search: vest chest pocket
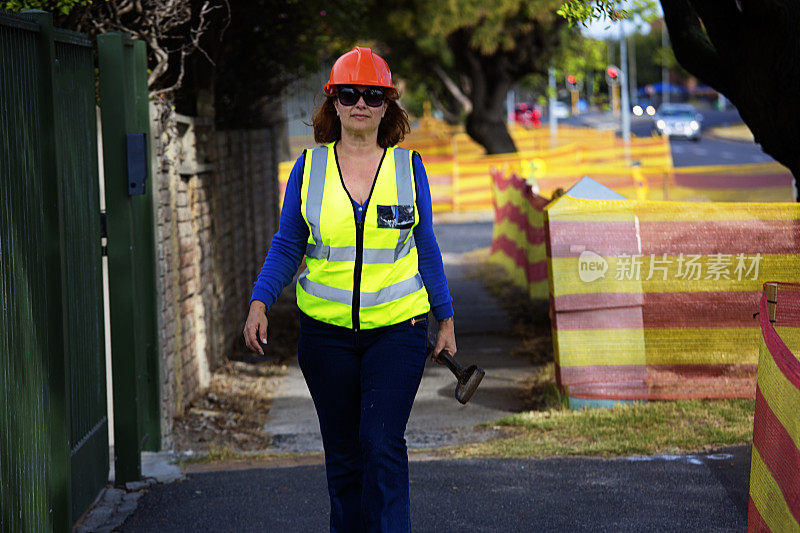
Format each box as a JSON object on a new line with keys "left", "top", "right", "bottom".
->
{"left": 377, "top": 204, "right": 415, "bottom": 229}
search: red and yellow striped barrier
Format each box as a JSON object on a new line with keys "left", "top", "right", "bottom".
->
{"left": 489, "top": 169, "right": 549, "bottom": 300}
{"left": 530, "top": 162, "right": 794, "bottom": 203}
{"left": 668, "top": 162, "right": 795, "bottom": 203}
{"left": 279, "top": 125, "right": 794, "bottom": 214}
{"left": 545, "top": 193, "right": 800, "bottom": 401}
{"left": 748, "top": 282, "right": 800, "bottom": 532}
{"left": 280, "top": 125, "right": 670, "bottom": 212}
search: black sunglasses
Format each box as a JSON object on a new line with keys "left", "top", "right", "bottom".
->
{"left": 337, "top": 86, "right": 386, "bottom": 107}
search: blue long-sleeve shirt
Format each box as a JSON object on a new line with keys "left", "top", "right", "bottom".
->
{"left": 250, "top": 148, "right": 454, "bottom": 321}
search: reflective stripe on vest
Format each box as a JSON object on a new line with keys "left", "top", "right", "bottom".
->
{"left": 304, "top": 148, "right": 416, "bottom": 263}
{"left": 298, "top": 272, "right": 424, "bottom": 307}
{"left": 305, "top": 235, "right": 416, "bottom": 263}
{"left": 305, "top": 145, "right": 328, "bottom": 249}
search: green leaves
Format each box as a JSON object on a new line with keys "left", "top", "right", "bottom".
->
{"left": 2, "top": 0, "right": 92, "bottom": 15}
{"left": 406, "top": 0, "right": 563, "bottom": 55}
{"left": 557, "top": 0, "right": 628, "bottom": 27}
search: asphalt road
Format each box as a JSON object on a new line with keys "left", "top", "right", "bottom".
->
{"left": 120, "top": 446, "right": 750, "bottom": 532}
{"left": 433, "top": 220, "right": 494, "bottom": 254}
{"left": 570, "top": 108, "right": 776, "bottom": 168}
{"left": 666, "top": 136, "right": 774, "bottom": 167}
{"left": 628, "top": 108, "right": 772, "bottom": 167}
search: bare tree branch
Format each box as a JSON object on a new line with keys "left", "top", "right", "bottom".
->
{"left": 429, "top": 92, "right": 463, "bottom": 125}
{"left": 59, "top": 0, "right": 229, "bottom": 98}
{"left": 432, "top": 65, "right": 473, "bottom": 114}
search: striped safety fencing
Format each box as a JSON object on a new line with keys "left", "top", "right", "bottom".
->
{"left": 748, "top": 282, "right": 800, "bottom": 532}
{"left": 279, "top": 128, "right": 794, "bottom": 214}
{"left": 529, "top": 163, "right": 670, "bottom": 201}
{"left": 668, "top": 162, "right": 796, "bottom": 203}
{"left": 527, "top": 162, "right": 794, "bottom": 204}
{"left": 545, "top": 188, "right": 800, "bottom": 403}
{"left": 489, "top": 169, "right": 549, "bottom": 300}
{"left": 279, "top": 125, "right": 672, "bottom": 213}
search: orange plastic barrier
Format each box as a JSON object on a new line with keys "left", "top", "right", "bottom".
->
{"left": 546, "top": 190, "right": 800, "bottom": 401}
{"left": 748, "top": 282, "right": 800, "bottom": 532}
{"left": 488, "top": 169, "right": 549, "bottom": 300}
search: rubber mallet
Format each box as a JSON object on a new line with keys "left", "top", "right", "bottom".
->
{"left": 435, "top": 349, "right": 485, "bottom": 404}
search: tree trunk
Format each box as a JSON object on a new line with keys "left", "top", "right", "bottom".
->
{"left": 449, "top": 31, "right": 518, "bottom": 155}
{"left": 465, "top": 112, "right": 516, "bottom": 154}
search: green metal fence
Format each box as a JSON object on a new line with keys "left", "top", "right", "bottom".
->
{"left": 53, "top": 23, "right": 110, "bottom": 524}
{"left": 1, "top": 10, "right": 107, "bottom": 530}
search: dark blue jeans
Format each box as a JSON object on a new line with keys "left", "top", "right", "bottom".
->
{"left": 297, "top": 311, "right": 428, "bottom": 533}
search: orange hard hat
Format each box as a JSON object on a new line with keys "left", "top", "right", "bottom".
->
{"left": 323, "top": 46, "right": 398, "bottom": 98}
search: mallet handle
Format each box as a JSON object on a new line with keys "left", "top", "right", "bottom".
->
{"left": 436, "top": 350, "right": 466, "bottom": 379}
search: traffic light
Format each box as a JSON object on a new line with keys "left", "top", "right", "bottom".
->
{"left": 565, "top": 74, "right": 582, "bottom": 92}
{"left": 606, "top": 65, "right": 620, "bottom": 86}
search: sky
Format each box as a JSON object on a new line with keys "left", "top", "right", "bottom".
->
{"left": 580, "top": 1, "right": 663, "bottom": 40}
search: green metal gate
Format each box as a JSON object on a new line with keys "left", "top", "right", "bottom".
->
{"left": 1, "top": 10, "right": 108, "bottom": 530}
{"left": 98, "top": 31, "right": 162, "bottom": 485}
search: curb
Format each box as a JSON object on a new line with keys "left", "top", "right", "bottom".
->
{"left": 73, "top": 451, "right": 185, "bottom": 532}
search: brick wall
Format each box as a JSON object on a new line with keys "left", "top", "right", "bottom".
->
{"left": 150, "top": 101, "right": 283, "bottom": 448}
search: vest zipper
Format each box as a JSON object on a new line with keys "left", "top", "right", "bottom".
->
{"left": 352, "top": 213, "right": 364, "bottom": 331}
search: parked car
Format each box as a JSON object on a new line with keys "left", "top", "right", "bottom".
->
{"left": 550, "top": 100, "right": 570, "bottom": 119}
{"left": 513, "top": 103, "right": 542, "bottom": 128}
{"left": 653, "top": 103, "right": 704, "bottom": 141}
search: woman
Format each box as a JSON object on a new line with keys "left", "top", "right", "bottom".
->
{"left": 243, "top": 46, "right": 456, "bottom": 532}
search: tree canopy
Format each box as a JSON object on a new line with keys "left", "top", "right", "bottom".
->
{"left": 2, "top": 0, "right": 89, "bottom": 14}
{"left": 365, "top": 0, "right": 570, "bottom": 153}
{"left": 3, "top": 0, "right": 228, "bottom": 97}
{"left": 213, "top": 0, "right": 366, "bottom": 128}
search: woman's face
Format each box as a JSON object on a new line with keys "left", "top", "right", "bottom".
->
{"left": 334, "top": 85, "right": 387, "bottom": 137}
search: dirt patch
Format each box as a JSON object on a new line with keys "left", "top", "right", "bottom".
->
{"left": 171, "top": 287, "right": 301, "bottom": 456}
{"left": 171, "top": 360, "right": 284, "bottom": 454}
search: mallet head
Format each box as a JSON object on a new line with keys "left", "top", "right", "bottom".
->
{"left": 455, "top": 364, "right": 485, "bottom": 404}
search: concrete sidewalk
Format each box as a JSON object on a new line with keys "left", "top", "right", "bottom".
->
{"left": 263, "top": 241, "right": 539, "bottom": 452}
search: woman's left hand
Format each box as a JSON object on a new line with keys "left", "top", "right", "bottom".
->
{"left": 431, "top": 317, "right": 457, "bottom": 363}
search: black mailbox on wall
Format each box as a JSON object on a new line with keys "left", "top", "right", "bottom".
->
{"left": 126, "top": 132, "right": 148, "bottom": 196}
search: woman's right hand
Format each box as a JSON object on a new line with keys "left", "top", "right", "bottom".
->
{"left": 243, "top": 301, "right": 269, "bottom": 355}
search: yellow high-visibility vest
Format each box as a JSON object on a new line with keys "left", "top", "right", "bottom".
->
{"left": 296, "top": 142, "right": 430, "bottom": 330}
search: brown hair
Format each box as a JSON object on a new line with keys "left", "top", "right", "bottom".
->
{"left": 312, "top": 94, "right": 411, "bottom": 148}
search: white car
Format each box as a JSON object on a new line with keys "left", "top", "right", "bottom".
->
{"left": 653, "top": 103, "right": 703, "bottom": 141}
{"left": 550, "top": 101, "right": 569, "bottom": 119}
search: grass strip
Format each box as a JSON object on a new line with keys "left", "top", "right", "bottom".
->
{"left": 176, "top": 444, "right": 323, "bottom": 466}
{"left": 448, "top": 397, "right": 754, "bottom": 459}
{"left": 460, "top": 252, "right": 756, "bottom": 458}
